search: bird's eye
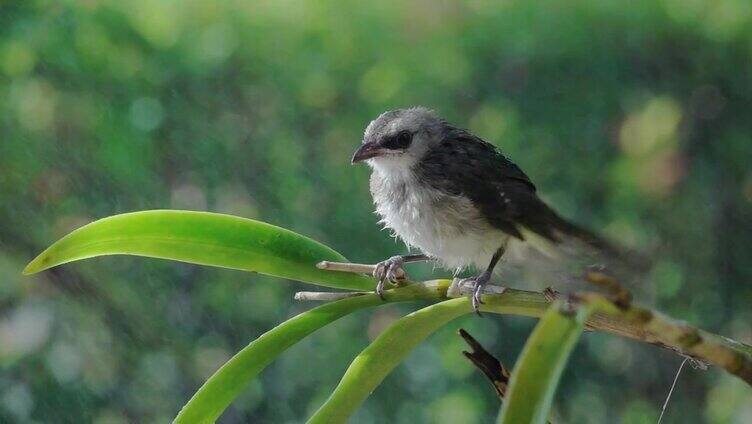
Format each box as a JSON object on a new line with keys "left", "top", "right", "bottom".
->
{"left": 387, "top": 131, "right": 413, "bottom": 149}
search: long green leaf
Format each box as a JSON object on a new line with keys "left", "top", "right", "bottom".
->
{"left": 307, "top": 297, "right": 471, "bottom": 424}
{"left": 174, "top": 281, "right": 451, "bottom": 424}
{"left": 175, "top": 294, "right": 381, "bottom": 424}
{"left": 23, "top": 210, "right": 373, "bottom": 291}
{"left": 305, "top": 288, "right": 570, "bottom": 424}
{"left": 498, "top": 301, "right": 593, "bottom": 424}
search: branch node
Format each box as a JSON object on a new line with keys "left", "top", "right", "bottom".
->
{"left": 542, "top": 287, "right": 559, "bottom": 303}
{"left": 584, "top": 271, "right": 632, "bottom": 308}
{"left": 448, "top": 278, "right": 508, "bottom": 298}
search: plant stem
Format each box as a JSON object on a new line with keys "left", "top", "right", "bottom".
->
{"left": 298, "top": 280, "right": 752, "bottom": 386}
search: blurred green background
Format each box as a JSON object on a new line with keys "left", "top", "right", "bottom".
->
{"left": 2, "top": 0, "right": 752, "bottom": 422}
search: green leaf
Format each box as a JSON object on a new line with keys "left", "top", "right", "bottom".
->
{"left": 305, "top": 287, "right": 568, "bottom": 424}
{"left": 498, "top": 300, "right": 594, "bottom": 424}
{"left": 174, "top": 294, "right": 382, "bottom": 424}
{"left": 307, "top": 296, "right": 471, "bottom": 424}
{"left": 23, "top": 210, "right": 373, "bottom": 291}
{"left": 174, "top": 281, "right": 451, "bottom": 424}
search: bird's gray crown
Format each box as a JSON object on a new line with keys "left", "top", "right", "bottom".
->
{"left": 355, "top": 106, "right": 450, "bottom": 171}
{"left": 363, "top": 106, "right": 444, "bottom": 145}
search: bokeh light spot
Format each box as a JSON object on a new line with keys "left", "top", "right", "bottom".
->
{"left": 130, "top": 97, "right": 164, "bottom": 131}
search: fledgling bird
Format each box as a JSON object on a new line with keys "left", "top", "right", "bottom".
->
{"left": 352, "top": 107, "right": 640, "bottom": 313}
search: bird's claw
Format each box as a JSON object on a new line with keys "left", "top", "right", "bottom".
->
{"left": 459, "top": 272, "right": 492, "bottom": 316}
{"left": 373, "top": 256, "right": 405, "bottom": 300}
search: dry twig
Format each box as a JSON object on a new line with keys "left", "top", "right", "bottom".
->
{"left": 459, "top": 328, "right": 510, "bottom": 399}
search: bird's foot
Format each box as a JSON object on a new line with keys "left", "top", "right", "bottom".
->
{"left": 373, "top": 255, "right": 406, "bottom": 299}
{"left": 458, "top": 271, "right": 492, "bottom": 315}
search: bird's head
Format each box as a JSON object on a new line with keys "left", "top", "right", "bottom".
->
{"left": 352, "top": 107, "right": 444, "bottom": 171}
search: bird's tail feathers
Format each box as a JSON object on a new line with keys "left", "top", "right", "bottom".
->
{"left": 518, "top": 205, "right": 651, "bottom": 276}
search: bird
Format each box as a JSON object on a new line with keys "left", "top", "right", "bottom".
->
{"left": 351, "top": 106, "right": 642, "bottom": 313}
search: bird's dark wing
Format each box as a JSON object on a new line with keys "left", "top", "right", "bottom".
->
{"left": 415, "top": 128, "right": 545, "bottom": 240}
{"left": 415, "top": 128, "right": 646, "bottom": 271}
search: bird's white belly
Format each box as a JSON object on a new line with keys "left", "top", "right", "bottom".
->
{"left": 371, "top": 172, "right": 509, "bottom": 270}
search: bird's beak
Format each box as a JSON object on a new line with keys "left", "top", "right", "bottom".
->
{"left": 351, "top": 141, "right": 387, "bottom": 164}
